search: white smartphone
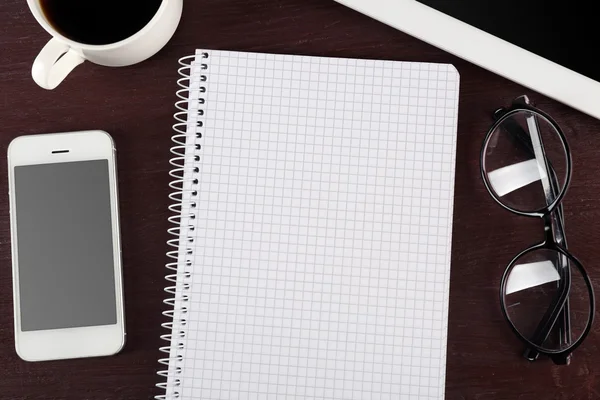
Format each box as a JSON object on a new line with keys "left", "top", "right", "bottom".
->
{"left": 8, "top": 130, "right": 125, "bottom": 362}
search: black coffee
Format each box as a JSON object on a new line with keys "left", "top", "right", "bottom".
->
{"left": 40, "top": 0, "right": 163, "bottom": 45}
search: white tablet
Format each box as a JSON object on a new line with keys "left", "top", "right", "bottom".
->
{"left": 336, "top": 0, "right": 600, "bottom": 120}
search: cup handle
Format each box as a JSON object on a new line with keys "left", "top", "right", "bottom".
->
{"left": 32, "top": 38, "right": 85, "bottom": 90}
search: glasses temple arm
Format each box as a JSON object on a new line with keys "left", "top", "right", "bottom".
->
{"left": 502, "top": 113, "right": 572, "bottom": 362}
{"left": 523, "top": 183, "right": 572, "bottom": 363}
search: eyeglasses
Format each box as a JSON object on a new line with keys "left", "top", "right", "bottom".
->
{"left": 480, "top": 95, "right": 595, "bottom": 365}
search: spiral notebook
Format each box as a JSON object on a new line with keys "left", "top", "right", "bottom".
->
{"left": 158, "top": 49, "right": 459, "bottom": 399}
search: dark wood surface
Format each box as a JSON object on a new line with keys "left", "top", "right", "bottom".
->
{"left": 1, "top": 1, "right": 600, "bottom": 399}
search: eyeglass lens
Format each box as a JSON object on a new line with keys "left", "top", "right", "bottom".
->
{"left": 482, "top": 110, "right": 568, "bottom": 213}
{"left": 503, "top": 248, "right": 591, "bottom": 353}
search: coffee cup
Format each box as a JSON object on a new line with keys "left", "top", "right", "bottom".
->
{"left": 27, "top": 0, "right": 183, "bottom": 90}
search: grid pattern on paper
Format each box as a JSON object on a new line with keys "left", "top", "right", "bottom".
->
{"left": 173, "top": 49, "right": 459, "bottom": 399}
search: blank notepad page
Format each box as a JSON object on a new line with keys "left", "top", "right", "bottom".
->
{"left": 170, "top": 49, "right": 459, "bottom": 399}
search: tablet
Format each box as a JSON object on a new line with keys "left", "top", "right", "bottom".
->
{"left": 336, "top": 0, "right": 600, "bottom": 120}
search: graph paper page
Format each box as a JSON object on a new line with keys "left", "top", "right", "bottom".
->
{"left": 172, "top": 49, "right": 459, "bottom": 399}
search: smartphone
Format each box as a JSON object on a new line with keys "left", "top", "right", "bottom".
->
{"left": 8, "top": 130, "right": 125, "bottom": 362}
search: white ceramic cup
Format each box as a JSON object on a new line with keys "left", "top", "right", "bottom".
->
{"left": 27, "top": 0, "right": 183, "bottom": 90}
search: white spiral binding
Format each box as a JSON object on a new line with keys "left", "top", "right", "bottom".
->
{"left": 156, "top": 52, "right": 209, "bottom": 400}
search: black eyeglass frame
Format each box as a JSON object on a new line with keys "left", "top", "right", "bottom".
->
{"left": 480, "top": 96, "right": 595, "bottom": 364}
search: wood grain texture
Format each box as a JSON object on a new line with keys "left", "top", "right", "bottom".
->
{"left": 1, "top": 0, "right": 600, "bottom": 399}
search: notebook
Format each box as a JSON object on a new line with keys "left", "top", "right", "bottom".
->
{"left": 157, "top": 49, "right": 460, "bottom": 400}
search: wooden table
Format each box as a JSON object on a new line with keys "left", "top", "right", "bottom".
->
{"left": 2, "top": 1, "right": 600, "bottom": 399}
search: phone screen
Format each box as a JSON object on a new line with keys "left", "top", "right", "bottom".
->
{"left": 14, "top": 160, "right": 117, "bottom": 332}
